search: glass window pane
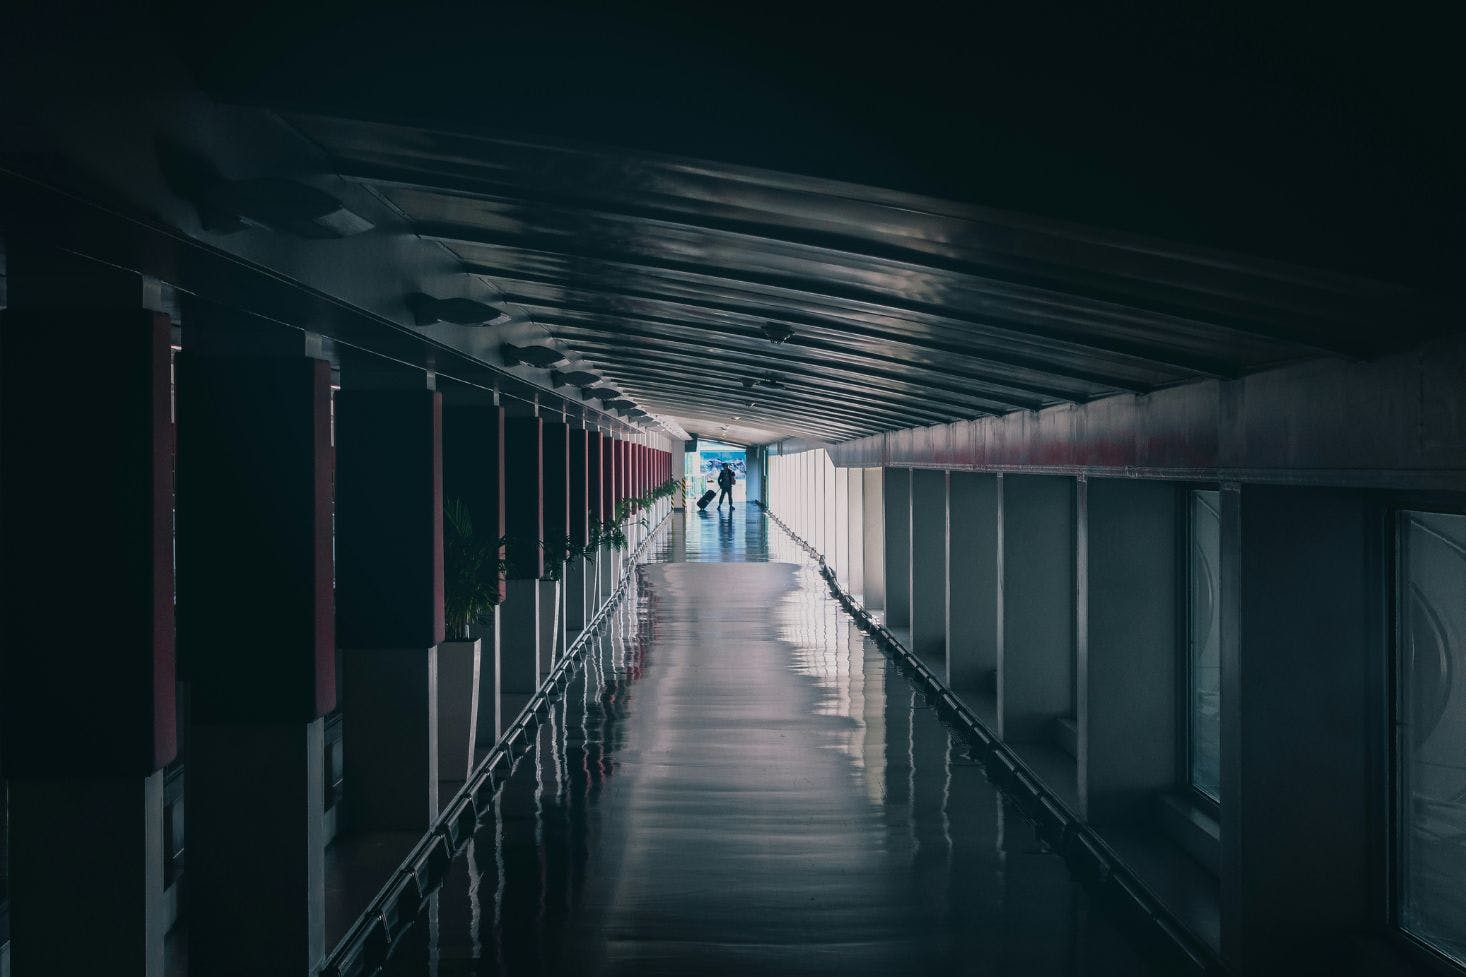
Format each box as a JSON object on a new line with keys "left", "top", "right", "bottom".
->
{"left": 1189, "top": 489, "right": 1222, "bottom": 802}
{"left": 1398, "top": 510, "right": 1466, "bottom": 965}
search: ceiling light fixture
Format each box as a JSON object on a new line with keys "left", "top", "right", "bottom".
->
{"left": 157, "top": 140, "right": 374, "bottom": 240}
{"left": 500, "top": 342, "right": 566, "bottom": 369}
{"left": 761, "top": 322, "right": 794, "bottom": 345}
{"left": 550, "top": 369, "right": 600, "bottom": 389}
{"left": 406, "top": 293, "right": 507, "bottom": 327}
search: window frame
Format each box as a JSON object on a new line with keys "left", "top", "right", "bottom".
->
{"left": 1387, "top": 498, "right": 1466, "bottom": 975}
{"left": 1177, "top": 484, "right": 1222, "bottom": 819}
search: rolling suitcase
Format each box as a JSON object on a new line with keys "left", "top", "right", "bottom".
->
{"left": 696, "top": 489, "right": 717, "bottom": 510}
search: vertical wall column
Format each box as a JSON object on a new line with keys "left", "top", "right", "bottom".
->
{"left": 946, "top": 473, "right": 1001, "bottom": 719}
{"left": 587, "top": 431, "right": 607, "bottom": 607}
{"left": 998, "top": 475, "right": 1075, "bottom": 745}
{"left": 745, "top": 446, "right": 764, "bottom": 505}
{"left": 824, "top": 453, "right": 838, "bottom": 561}
{"left": 600, "top": 434, "right": 617, "bottom": 599}
{"left": 501, "top": 417, "right": 544, "bottom": 696}
{"left": 883, "top": 468, "right": 912, "bottom": 628}
{"left": 1, "top": 254, "right": 174, "bottom": 977}
{"left": 909, "top": 468, "right": 948, "bottom": 665}
{"left": 834, "top": 462, "right": 849, "bottom": 581}
{"left": 336, "top": 378, "right": 444, "bottom": 831}
{"left": 862, "top": 468, "right": 887, "bottom": 610}
{"left": 443, "top": 401, "right": 505, "bottom": 747}
{"left": 847, "top": 468, "right": 865, "bottom": 598}
{"left": 566, "top": 427, "right": 591, "bottom": 638}
{"left": 1220, "top": 486, "right": 1373, "bottom": 975}
{"left": 1077, "top": 479, "right": 1177, "bottom": 824}
{"left": 671, "top": 440, "right": 686, "bottom": 509}
{"left": 540, "top": 421, "right": 570, "bottom": 673}
{"left": 175, "top": 327, "right": 334, "bottom": 977}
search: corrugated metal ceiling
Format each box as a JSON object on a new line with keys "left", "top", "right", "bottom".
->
{"left": 292, "top": 113, "right": 1443, "bottom": 443}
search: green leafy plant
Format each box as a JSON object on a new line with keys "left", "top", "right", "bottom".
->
{"left": 443, "top": 498, "right": 505, "bottom": 640}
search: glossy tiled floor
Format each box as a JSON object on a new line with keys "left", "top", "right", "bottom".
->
{"left": 373, "top": 506, "right": 1161, "bottom": 976}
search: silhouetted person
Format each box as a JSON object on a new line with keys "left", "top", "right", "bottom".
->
{"left": 716, "top": 463, "right": 736, "bottom": 509}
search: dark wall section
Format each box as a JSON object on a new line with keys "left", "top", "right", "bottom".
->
{"left": 177, "top": 354, "right": 336, "bottom": 721}
{"left": 1, "top": 308, "right": 177, "bottom": 774}
{"left": 504, "top": 418, "right": 544, "bottom": 579}
{"left": 444, "top": 403, "right": 506, "bottom": 600}
{"left": 542, "top": 421, "right": 571, "bottom": 544}
{"left": 335, "top": 390, "right": 445, "bottom": 649}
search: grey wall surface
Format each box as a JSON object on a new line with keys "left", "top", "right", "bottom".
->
{"left": 1221, "top": 486, "right": 1375, "bottom": 974}
{"left": 863, "top": 469, "right": 886, "bottom": 610}
{"left": 847, "top": 468, "right": 865, "bottom": 597}
{"left": 910, "top": 469, "right": 948, "bottom": 662}
{"left": 883, "top": 468, "right": 912, "bottom": 627}
{"left": 999, "top": 474, "right": 1075, "bottom": 743}
{"left": 947, "top": 472, "right": 1001, "bottom": 692}
{"left": 1079, "top": 479, "right": 1179, "bottom": 824}
{"left": 827, "top": 331, "right": 1466, "bottom": 494}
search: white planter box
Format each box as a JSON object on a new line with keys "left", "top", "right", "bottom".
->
{"left": 436, "top": 638, "right": 481, "bottom": 782}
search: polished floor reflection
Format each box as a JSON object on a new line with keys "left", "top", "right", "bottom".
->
{"left": 379, "top": 507, "right": 1160, "bottom": 976}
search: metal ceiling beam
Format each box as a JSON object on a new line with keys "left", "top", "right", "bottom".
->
{"left": 464, "top": 260, "right": 1229, "bottom": 384}
{"left": 342, "top": 160, "right": 1413, "bottom": 353}
{"left": 545, "top": 317, "right": 1067, "bottom": 411}
{"left": 600, "top": 365, "right": 953, "bottom": 435}
{"left": 561, "top": 335, "right": 1005, "bottom": 421}
{"left": 430, "top": 228, "right": 1281, "bottom": 376}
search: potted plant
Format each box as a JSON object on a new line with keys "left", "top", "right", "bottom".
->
{"left": 439, "top": 499, "right": 501, "bottom": 782}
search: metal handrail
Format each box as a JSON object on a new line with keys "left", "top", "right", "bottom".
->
{"left": 757, "top": 500, "right": 1221, "bottom": 977}
{"left": 321, "top": 507, "right": 674, "bottom": 977}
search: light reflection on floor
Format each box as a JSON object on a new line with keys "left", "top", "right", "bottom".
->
{"left": 377, "top": 507, "right": 1159, "bottom": 976}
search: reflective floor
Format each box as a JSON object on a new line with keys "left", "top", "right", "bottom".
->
{"left": 377, "top": 507, "right": 1161, "bottom": 976}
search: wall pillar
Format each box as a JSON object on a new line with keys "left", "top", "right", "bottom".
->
{"left": 566, "top": 428, "right": 591, "bottom": 637}
{"left": 910, "top": 468, "right": 947, "bottom": 664}
{"left": 862, "top": 468, "right": 887, "bottom": 610}
{"left": 883, "top": 468, "right": 912, "bottom": 627}
{"left": 175, "top": 319, "right": 334, "bottom": 976}
{"left": 502, "top": 417, "right": 544, "bottom": 694}
{"left": 540, "top": 421, "right": 570, "bottom": 673}
{"left": 1, "top": 251, "right": 174, "bottom": 977}
{"left": 998, "top": 474, "right": 1075, "bottom": 744}
{"left": 1077, "top": 479, "right": 1178, "bottom": 825}
{"left": 336, "top": 376, "right": 444, "bottom": 831}
{"left": 946, "top": 472, "right": 1000, "bottom": 718}
{"left": 443, "top": 400, "right": 505, "bottom": 747}
{"left": 834, "top": 461, "right": 849, "bottom": 581}
{"left": 1220, "top": 485, "right": 1373, "bottom": 975}
{"left": 846, "top": 468, "right": 865, "bottom": 598}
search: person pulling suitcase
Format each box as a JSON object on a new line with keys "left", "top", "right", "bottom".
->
{"left": 716, "top": 463, "right": 736, "bottom": 509}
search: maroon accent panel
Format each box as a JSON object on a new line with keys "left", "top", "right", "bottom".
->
{"left": 504, "top": 417, "right": 544, "bottom": 579}
{"left": 1, "top": 310, "right": 176, "bottom": 775}
{"left": 313, "top": 359, "right": 337, "bottom": 715}
{"left": 542, "top": 421, "right": 571, "bottom": 542}
{"left": 568, "top": 428, "right": 590, "bottom": 547}
{"left": 336, "top": 390, "right": 444, "bottom": 649}
{"left": 431, "top": 393, "right": 446, "bottom": 646}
